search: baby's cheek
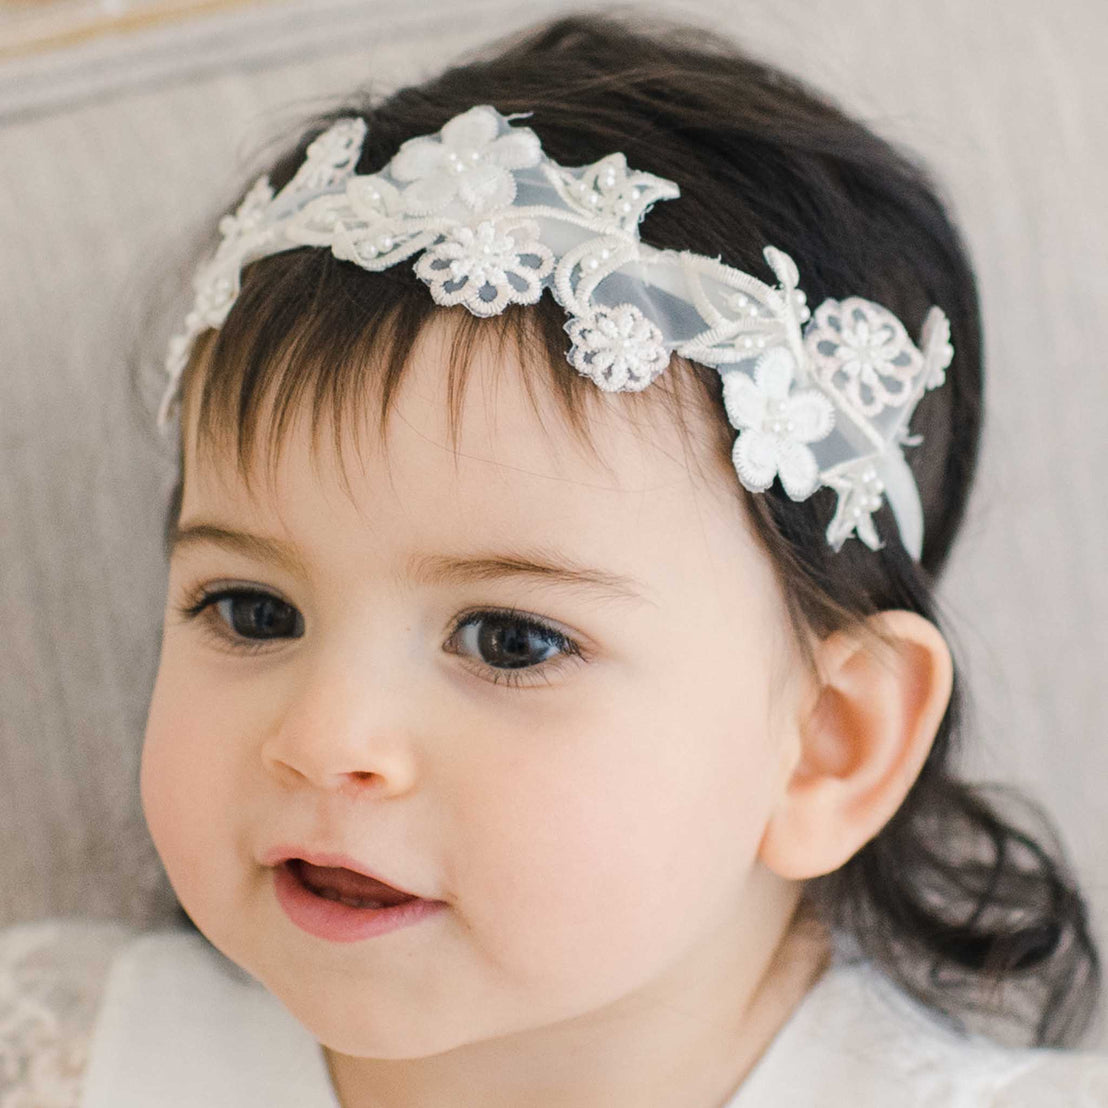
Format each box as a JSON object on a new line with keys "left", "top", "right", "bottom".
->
{"left": 140, "top": 665, "right": 235, "bottom": 914}
{"left": 451, "top": 716, "right": 757, "bottom": 1012}
{"left": 141, "top": 682, "right": 186, "bottom": 856}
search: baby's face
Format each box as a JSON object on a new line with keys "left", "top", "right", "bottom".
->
{"left": 142, "top": 312, "right": 807, "bottom": 1060}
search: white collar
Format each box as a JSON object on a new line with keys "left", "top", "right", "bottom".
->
{"left": 78, "top": 928, "right": 341, "bottom": 1108}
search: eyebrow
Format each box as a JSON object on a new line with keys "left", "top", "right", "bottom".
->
{"left": 168, "top": 522, "right": 653, "bottom": 606}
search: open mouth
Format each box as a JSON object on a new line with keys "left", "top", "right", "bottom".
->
{"left": 273, "top": 856, "right": 445, "bottom": 942}
{"left": 284, "top": 858, "right": 418, "bottom": 910}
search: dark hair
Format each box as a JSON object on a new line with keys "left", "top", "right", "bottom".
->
{"left": 149, "top": 8, "right": 1100, "bottom": 1048}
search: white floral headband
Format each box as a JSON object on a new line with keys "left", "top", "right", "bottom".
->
{"left": 160, "top": 104, "right": 953, "bottom": 559}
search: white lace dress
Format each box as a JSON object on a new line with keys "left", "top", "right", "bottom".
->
{"left": 2, "top": 918, "right": 1107, "bottom": 1107}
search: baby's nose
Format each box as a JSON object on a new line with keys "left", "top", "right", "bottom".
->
{"left": 262, "top": 730, "right": 419, "bottom": 798}
{"left": 258, "top": 656, "right": 421, "bottom": 797}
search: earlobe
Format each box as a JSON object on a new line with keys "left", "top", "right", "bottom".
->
{"left": 759, "top": 610, "right": 954, "bottom": 881}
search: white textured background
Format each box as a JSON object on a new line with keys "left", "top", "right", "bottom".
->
{"left": 1, "top": 0, "right": 1105, "bottom": 1044}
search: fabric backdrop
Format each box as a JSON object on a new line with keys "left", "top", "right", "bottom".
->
{"left": 1, "top": 0, "right": 1104, "bottom": 1044}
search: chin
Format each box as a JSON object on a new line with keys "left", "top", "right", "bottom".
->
{"left": 280, "top": 984, "right": 489, "bottom": 1060}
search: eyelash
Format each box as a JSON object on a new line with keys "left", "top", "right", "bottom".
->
{"left": 172, "top": 585, "right": 586, "bottom": 689}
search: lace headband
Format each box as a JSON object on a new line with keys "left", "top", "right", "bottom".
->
{"left": 159, "top": 104, "right": 952, "bottom": 559}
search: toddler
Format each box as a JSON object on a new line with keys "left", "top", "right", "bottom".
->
{"left": 6, "top": 10, "right": 1108, "bottom": 1108}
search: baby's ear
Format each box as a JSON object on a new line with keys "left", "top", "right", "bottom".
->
{"left": 758, "top": 610, "right": 953, "bottom": 880}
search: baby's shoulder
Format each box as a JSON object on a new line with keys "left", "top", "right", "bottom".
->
{"left": 0, "top": 917, "right": 140, "bottom": 1108}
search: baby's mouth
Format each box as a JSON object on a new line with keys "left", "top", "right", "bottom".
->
{"left": 285, "top": 858, "right": 419, "bottom": 910}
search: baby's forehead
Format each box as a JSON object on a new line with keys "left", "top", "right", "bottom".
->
{"left": 183, "top": 310, "right": 731, "bottom": 513}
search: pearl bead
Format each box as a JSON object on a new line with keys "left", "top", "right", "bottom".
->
{"left": 601, "top": 248, "right": 610, "bottom": 259}
{"left": 852, "top": 507, "right": 862, "bottom": 518}
{"left": 588, "top": 258, "right": 598, "bottom": 269}
{"left": 630, "top": 189, "right": 641, "bottom": 200}
{"left": 742, "top": 338, "right": 753, "bottom": 348}
{"left": 381, "top": 237, "right": 393, "bottom": 249}
{"left": 589, "top": 194, "right": 599, "bottom": 205}
{"left": 756, "top": 338, "right": 766, "bottom": 348}
{"left": 619, "top": 201, "right": 631, "bottom": 213}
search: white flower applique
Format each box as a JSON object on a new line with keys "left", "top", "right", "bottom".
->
{"left": 919, "top": 306, "right": 954, "bottom": 390}
{"left": 414, "top": 217, "right": 554, "bottom": 316}
{"left": 160, "top": 175, "right": 277, "bottom": 423}
{"left": 390, "top": 105, "right": 542, "bottom": 215}
{"left": 288, "top": 174, "right": 435, "bottom": 272}
{"left": 826, "top": 462, "right": 888, "bottom": 552}
{"left": 191, "top": 176, "right": 276, "bottom": 329}
{"left": 805, "top": 298, "right": 921, "bottom": 417}
{"left": 564, "top": 303, "right": 669, "bottom": 391}
{"left": 723, "top": 346, "right": 835, "bottom": 499}
{"left": 284, "top": 117, "right": 368, "bottom": 193}
{"left": 552, "top": 154, "right": 681, "bottom": 232}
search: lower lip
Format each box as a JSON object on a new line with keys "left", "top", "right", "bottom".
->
{"left": 273, "top": 862, "right": 446, "bottom": 942}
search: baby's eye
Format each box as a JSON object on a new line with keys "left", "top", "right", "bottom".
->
{"left": 214, "top": 591, "right": 301, "bottom": 641}
{"left": 445, "top": 609, "right": 584, "bottom": 689}
{"left": 177, "top": 586, "right": 303, "bottom": 655}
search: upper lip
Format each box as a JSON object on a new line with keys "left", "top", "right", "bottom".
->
{"left": 260, "top": 844, "right": 427, "bottom": 900}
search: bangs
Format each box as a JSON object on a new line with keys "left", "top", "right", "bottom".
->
{"left": 176, "top": 248, "right": 737, "bottom": 505}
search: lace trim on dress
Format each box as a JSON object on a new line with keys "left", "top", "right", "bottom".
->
{"left": 0, "top": 919, "right": 137, "bottom": 1108}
